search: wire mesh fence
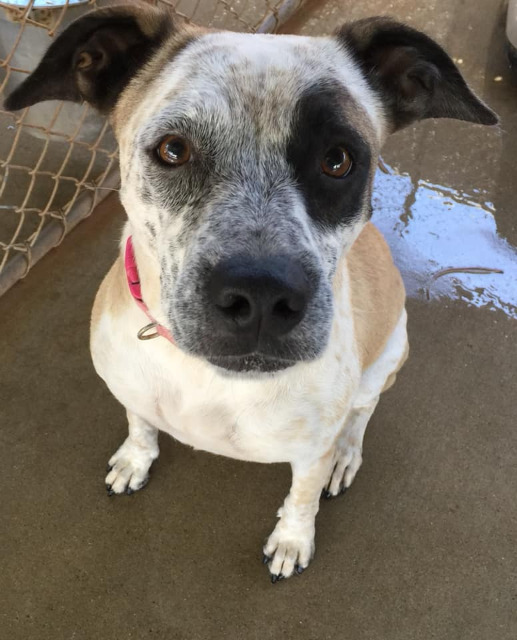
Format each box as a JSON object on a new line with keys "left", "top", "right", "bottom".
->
{"left": 0, "top": 0, "right": 306, "bottom": 296}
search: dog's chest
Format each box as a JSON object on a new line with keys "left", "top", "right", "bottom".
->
{"left": 93, "top": 310, "right": 360, "bottom": 464}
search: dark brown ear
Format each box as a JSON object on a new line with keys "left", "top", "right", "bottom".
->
{"left": 337, "top": 17, "right": 498, "bottom": 131}
{"left": 4, "top": 4, "right": 174, "bottom": 114}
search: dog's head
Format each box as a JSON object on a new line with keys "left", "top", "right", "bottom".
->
{"left": 6, "top": 5, "right": 497, "bottom": 374}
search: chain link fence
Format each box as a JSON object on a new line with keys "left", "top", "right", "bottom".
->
{"left": 0, "top": 0, "right": 306, "bottom": 296}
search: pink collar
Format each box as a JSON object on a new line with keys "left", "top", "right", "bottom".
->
{"left": 124, "top": 236, "right": 174, "bottom": 343}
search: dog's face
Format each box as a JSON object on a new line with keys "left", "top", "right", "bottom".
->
{"left": 6, "top": 6, "right": 497, "bottom": 374}
{"left": 116, "top": 33, "right": 381, "bottom": 373}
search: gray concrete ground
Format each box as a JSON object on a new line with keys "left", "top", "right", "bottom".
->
{"left": 1, "top": 1, "right": 516, "bottom": 638}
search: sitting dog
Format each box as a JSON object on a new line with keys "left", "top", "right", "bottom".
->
{"left": 6, "top": 3, "right": 497, "bottom": 582}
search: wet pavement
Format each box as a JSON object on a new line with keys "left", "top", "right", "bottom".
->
{"left": 1, "top": 1, "right": 516, "bottom": 638}
{"left": 373, "top": 161, "right": 517, "bottom": 318}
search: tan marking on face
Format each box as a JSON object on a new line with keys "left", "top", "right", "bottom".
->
{"left": 111, "top": 21, "right": 211, "bottom": 136}
{"left": 343, "top": 221, "right": 406, "bottom": 371}
{"left": 342, "top": 91, "right": 381, "bottom": 155}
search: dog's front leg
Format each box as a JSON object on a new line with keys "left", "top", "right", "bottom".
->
{"left": 263, "top": 450, "right": 334, "bottom": 582}
{"left": 105, "top": 411, "right": 159, "bottom": 495}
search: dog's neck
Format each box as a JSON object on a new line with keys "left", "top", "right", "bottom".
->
{"left": 122, "top": 229, "right": 171, "bottom": 330}
{"left": 124, "top": 236, "right": 175, "bottom": 343}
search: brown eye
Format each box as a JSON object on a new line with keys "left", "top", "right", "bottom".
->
{"left": 157, "top": 135, "right": 191, "bottom": 166}
{"left": 321, "top": 146, "right": 352, "bottom": 178}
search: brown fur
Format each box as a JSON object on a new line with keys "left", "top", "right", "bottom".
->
{"left": 91, "top": 255, "right": 130, "bottom": 333}
{"left": 92, "top": 222, "right": 406, "bottom": 373}
{"left": 112, "top": 21, "right": 209, "bottom": 134}
{"left": 347, "top": 222, "right": 406, "bottom": 370}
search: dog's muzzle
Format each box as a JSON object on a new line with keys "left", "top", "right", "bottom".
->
{"left": 202, "top": 255, "right": 313, "bottom": 372}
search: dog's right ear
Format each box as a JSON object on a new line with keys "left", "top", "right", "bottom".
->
{"left": 4, "top": 4, "right": 174, "bottom": 114}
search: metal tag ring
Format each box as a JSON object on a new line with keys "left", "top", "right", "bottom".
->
{"left": 137, "top": 322, "right": 160, "bottom": 340}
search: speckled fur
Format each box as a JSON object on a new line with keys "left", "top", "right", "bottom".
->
{"left": 90, "top": 19, "right": 408, "bottom": 581}
{"left": 6, "top": 0, "right": 497, "bottom": 581}
{"left": 113, "top": 31, "right": 386, "bottom": 368}
{"left": 14, "top": 5, "right": 416, "bottom": 582}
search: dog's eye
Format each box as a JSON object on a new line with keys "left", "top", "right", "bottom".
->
{"left": 321, "top": 146, "right": 353, "bottom": 178}
{"left": 157, "top": 135, "right": 191, "bottom": 167}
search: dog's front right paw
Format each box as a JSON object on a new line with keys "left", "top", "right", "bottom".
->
{"left": 263, "top": 517, "right": 315, "bottom": 582}
{"left": 105, "top": 436, "right": 158, "bottom": 496}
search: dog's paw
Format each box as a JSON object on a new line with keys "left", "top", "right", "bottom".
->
{"left": 263, "top": 519, "right": 315, "bottom": 582}
{"left": 105, "top": 436, "right": 158, "bottom": 496}
{"left": 323, "top": 440, "right": 363, "bottom": 499}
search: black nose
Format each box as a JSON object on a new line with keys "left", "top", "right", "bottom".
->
{"left": 207, "top": 256, "right": 310, "bottom": 343}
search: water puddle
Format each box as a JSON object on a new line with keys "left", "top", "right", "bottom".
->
{"left": 372, "top": 162, "right": 517, "bottom": 319}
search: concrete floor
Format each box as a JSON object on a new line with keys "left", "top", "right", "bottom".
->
{"left": 1, "top": 1, "right": 516, "bottom": 638}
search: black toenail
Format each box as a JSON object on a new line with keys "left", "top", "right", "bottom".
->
{"left": 107, "top": 488, "right": 114, "bottom": 496}
{"left": 106, "top": 464, "right": 112, "bottom": 473}
{"left": 271, "top": 574, "right": 279, "bottom": 584}
{"left": 263, "top": 555, "right": 270, "bottom": 565}
{"left": 324, "top": 490, "right": 332, "bottom": 499}
{"left": 340, "top": 485, "right": 348, "bottom": 495}
{"left": 127, "top": 487, "right": 134, "bottom": 495}
{"left": 295, "top": 565, "right": 305, "bottom": 574}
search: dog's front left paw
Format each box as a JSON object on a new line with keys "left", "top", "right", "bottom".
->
{"left": 105, "top": 436, "right": 158, "bottom": 496}
{"left": 263, "top": 518, "right": 315, "bottom": 582}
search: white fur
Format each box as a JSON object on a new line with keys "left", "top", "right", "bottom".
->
{"left": 91, "top": 253, "right": 407, "bottom": 578}
{"left": 118, "top": 32, "right": 385, "bottom": 164}
{"left": 8, "top": 4, "right": 491, "bottom": 584}
{"left": 91, "top": 29, "right": 400, "bottom": 581}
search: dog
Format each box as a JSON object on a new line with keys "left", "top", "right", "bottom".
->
{"left": 6, "top": 3, "right": 497, "bottom": 582}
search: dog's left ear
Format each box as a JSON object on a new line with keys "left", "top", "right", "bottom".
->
{"left": 4, "top": 4, "right": 174, "bottom": 114}
{"left": 338, "top": 17, "right": 498, "bottom": 131}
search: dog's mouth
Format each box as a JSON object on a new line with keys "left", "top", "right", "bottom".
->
{"left": 205, "top": 353, "right": 297, "bottom": 375}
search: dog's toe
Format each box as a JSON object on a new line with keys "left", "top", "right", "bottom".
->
{"left": 322, "top": 482, "right": 348, "bottom": 500}
{"left": 105, "top": 437, "right": 155, "bottom": 496}
{"left": 324, "top": 443, "right": 362, "bottom": 497}
{"left": 263, "top": 523, "right": 314, "bottom": 582}
{"left": 105, "top": 465, "right": 150, "bottom": 495}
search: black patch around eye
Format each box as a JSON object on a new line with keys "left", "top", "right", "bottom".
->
{"left": 286, "top": 82, "right": 372, "bottom": 228}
